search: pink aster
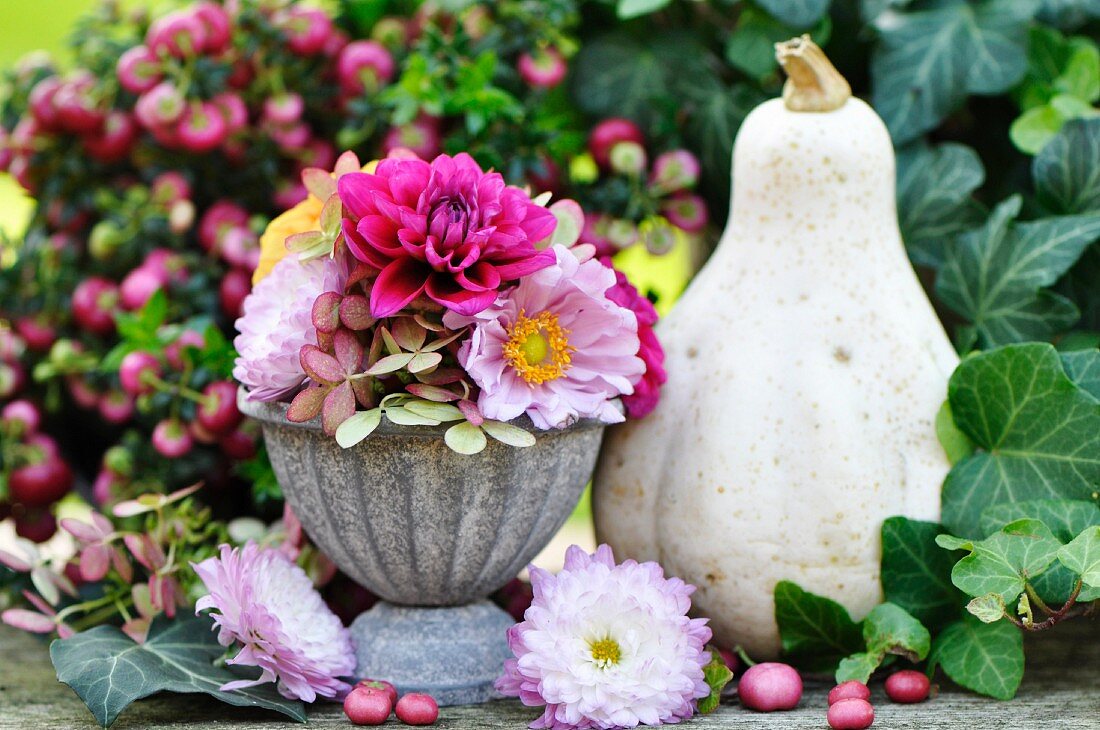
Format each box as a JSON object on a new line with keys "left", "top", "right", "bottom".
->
{"left": 338, "top": 152, "right": 558, "bottom": 318}
{"left": 443, "top": 245, "right": 644, "bottom": 429}
{"left": 496, "top": 544, "right": 712, "bottom": 730}
{"left": 193, "top": 542, "right": 356, "bottom": 703}
{"left": 602, "top": 259, "right": 667, "bottom": 419}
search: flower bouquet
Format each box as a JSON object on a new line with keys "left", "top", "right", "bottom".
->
{"left": 229, "top": 146, "right": 668, "bottom": 703}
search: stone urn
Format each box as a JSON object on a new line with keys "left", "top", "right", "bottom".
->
{"left": 239, "top": 391, "right": 604, "bottom": 705}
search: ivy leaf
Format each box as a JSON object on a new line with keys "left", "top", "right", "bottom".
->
{"left": 936, "top": 519, "right": 1064, "bottom": 602}
{"left": 881, "top": 517, "right": 965, "bottom": 630}
{"left": 896, "top": 142, "right": 986, "bottom": 268}
{"left": 774, "top": 581, "right": 864, "bottom": 673}
{"left": 870, "top": 0, "right": 1039, "bottom": 144}
{"left": 967, "top": 593, "right": 1008, "bottom": 623}
{"left": 861, "top": 603, "right": 931, "bottom": 662}
{"left": 756, "top": 0, "right": 831, "bottom": 28}
{"left": 940, "top": 343, "right": 1100, "bottom": 537}
{"left": 570, "top": 34, "right": 669, "bottom": 131}
{"left": 936, "top": 400, "right": 976, "bottom": 465}
{"left": 1061, "top": 348, "right": 1100, "bottom": 398}
{"left": 1057, "top": 526, "right": 1100, "bottom": 600}
{"left": 696, "top": 648, "right": 734, "bottom": 714}
{"left": 616, "top": 0, "right": 670, "bottom": 19}
{"left": 979, "top": 499, "right": 1100, "bottom": 540}
{"left": 50, "top": 615, "right": 306, "bottom": 728}
{"left": 936, "top": 196, "right": 1100, "bottom": 347}
{"left": 725, "top": 9, "right": 831, "bottom": 81}
{"left": 929, "top": 615, "right": 1025, "bottom": 700}
{"left": 1034, "top": 118, "right": 1100, "bottom": 215}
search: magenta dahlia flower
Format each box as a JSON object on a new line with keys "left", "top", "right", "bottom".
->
{"left": 496, "top": 544, "right": 712, "bottom": 730}
{"left": 338, "top": 152, "right": 557, "bottom": 318}
{"left": 443, "top": 245, "right": 644, "bottom": 429}
{"left": 193, "top": 542, "right": 356, "bottom": 702}
{"left": 233, "top": 254, "right": 347, "bottom": 401}
{"left": 602, "top": 259, "right": 666, "bottom": 419}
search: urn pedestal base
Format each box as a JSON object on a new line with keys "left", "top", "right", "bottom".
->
{"left": 350, "top": 600, "right": 514, "bottom": 706}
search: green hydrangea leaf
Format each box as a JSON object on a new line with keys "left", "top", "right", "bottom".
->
{"left": 941, "top": 343, "right": 1100, "bottom": 537}
{"left": 929, "top": 615, "right": 1025, "bottom": 700}
{"left": 403, "top": 401, "right": 464, "bottom": 422}
{"left": 50, "top": 615, "right": 306, "bottom": 728}
{"left": 480, "top": 420, "right": 536, "bottom": 448}
{"left": 445, "top": 421, "right": 488, "bottom": 455}
{"left": 881, "top": 517, "right": 965, "bottom": 630}
{"left": 1034, "top": 118, "right": 1100, "bottom": 214}
{"left": 335, "top": 408, "right": 382, "bottom": 448}
{"left": 936, "top": 197, "right": 1100, "bottom": 347}
{"left": 938, "top": 519, "right": 1064, "bottom": 602}
{"left": 697, "top": 648, "right": 734, "bottom": 714}
{"left": 774, "top": 581, "right": 864, "bottom": 673}
{"left": 870, "top": 0, "right": 1039, "bottom": 144}
{"left": 896, "top": 142, "right": 986, "bottom": 267}
{"left": 967, "top": 593, "right": 1008, "bottom": 623}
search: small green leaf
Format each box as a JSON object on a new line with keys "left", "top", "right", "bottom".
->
{"left": 774, "top": 581, "right": 863, "bottom": 673}
{"left": 50, "top": 615, "right": 306, "bottom": 728}
{"left": 445, "top": 421, "right": 488, "bottom": 455}
{"left": 407, "top": 352, "right": 443, "bottom": 374}
{"left": 365, "top": 352, "right": 415, "bottom": 375}
{"left": 882, "top": 517, "right": 965, "bottom": 630}
{"left": 481, "top": 420, "right": 537, "bottom": 448}
{"left": 835, "top": 652, "right": 880, "bottom": 684}
{"left": 1010, "top": 103, "right": 1064, "bottom": 154}
{"left": 384, "top": 406, "right": 441, "bottom": 427}
{"left": 862, "top": 603, "right": 930, "bottom": 662}
{"left": 616, "top": 0, "right": 670, "bottom": 19}
{"left": 929, "top": 615, "right": 1024, "bottom": 700}
{"left": 1034, "top": 118, "right": 1100, "bottom": 214}
{"left": 967, "top": 593, "right": 1008, "bottom": 623}
{"left": 939, "top": 519, "right": 1064, "bottom": 602}
{"left": 403, "top": 401, "right": 465, "bottom": 422}
{"left": 935, "top": 401, "right": 975, "bottom": 465}
{"left": 696, "top": 649, "right": 734, "bottom": 714}
{"left": 335, "top": 409, "right": 382, "bottom": 448}
{"left": 1057, "top": 526, "right": 1100, "bottom": 596}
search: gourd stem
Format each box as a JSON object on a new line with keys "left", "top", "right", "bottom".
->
{"left": 774, "top": 35, "right": 851, "bottom": 113}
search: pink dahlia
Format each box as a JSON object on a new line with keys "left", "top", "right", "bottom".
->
{"left": 602, "top": 259, "right": 666, "bottom": 418}
{"left": 496, "top": 544, "right": 712, "bottom": 730}
{"left": 193, "top": 542, "right": 356, "bottom": 702}
{"left": 338, "top": 152, "right": 557, "bottom": 318}
{"left": 443, "top": 245, "right": 644, "bottom": 429}
{"left": 233, "top": 254, "right": 347, "bottom": 401}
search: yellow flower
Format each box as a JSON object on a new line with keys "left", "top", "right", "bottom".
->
{"left": 252, "top": 159, "right": 379, "bottom": 285}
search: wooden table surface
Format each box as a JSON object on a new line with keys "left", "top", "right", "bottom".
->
{"left": 0, "top": 620, "right": 1096, "bottom": 729}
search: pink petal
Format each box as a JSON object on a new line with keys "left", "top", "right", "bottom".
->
{"left": 370, "top": 258, "right": 429, "bottom": 318}
{"left": 425, "top": 275, "right": 497, "bottom": 316}
{"left": 493, "top": 248, "right": 557, "bottom": 280}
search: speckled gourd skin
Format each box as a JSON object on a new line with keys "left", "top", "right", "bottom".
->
{"left": 593, "top": 95, "right": 958, "bottom": 659}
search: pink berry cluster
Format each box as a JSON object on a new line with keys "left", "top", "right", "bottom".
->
{"left": 0, "top": 391, "right": 72, "bottom": 542}
{"left": 344, "top": 679, "right": 439, "bottom": 727}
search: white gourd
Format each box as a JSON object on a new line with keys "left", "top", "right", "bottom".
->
{"left": 593, "top": 37, "right": 959, "bottom": 659}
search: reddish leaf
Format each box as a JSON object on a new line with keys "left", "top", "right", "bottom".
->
{"left": 392, "top": 317, "right": 427, "bottom": 351}
{"left": 111, "top": 547, "right": 133, "bottom": 584}
{"left": 339, "top": 295, "right": 374, "bottom": 330}
{"left": 287, "top": 385, "right": 326, "bottom": 422}
{"left": 80, "top": 544, "right": 110, "bottom": 582}
{"left": 406, "top": 383, "right": 460, "bottom": 402}
{"left": 333, "top": 149, "right": 361, "bottom": 177}
{"left": 300, "top": 345, "right": 344, "bottom": 383}
{"left": 60, "top": 518, "right": 104, "bottom": 543}
{"left": 322, "top": 381, "right": 356, "bottom": 435}
{"left": 351, "top": 377, "right": 375, "bottom": 408}
{"left": 333, "top": 330, "right": 365, "bottom": 374}
{"left": 458, "top": 399, "right": 485, "bottom": 426}
{"left": 0, "top": 549, "right": 32, "bottom": 573}
{"left": 2, "top": 608, "right": 55, "bottom": 634}
{"left": 347, "top": 261, "right": 376, "bottom": 288}
{"left": 302, "top": 167, "right": 337, "bottom": 199}
{"left": 416, "top": 368, "right": 467, "bottom": 386}
{"left": 124, "top": 534, "right": 166, "bottom": 572}
{"left": 311, "top": 292, "right": 343, "bottom": 334}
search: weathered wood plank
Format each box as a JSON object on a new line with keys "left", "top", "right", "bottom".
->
{"left": 0, "top": 621, "right": 1096, "bottom": 728}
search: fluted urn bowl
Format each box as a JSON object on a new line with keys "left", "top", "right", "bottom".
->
{"left": 238, "top": 392, "right": 605, "bottom": 605}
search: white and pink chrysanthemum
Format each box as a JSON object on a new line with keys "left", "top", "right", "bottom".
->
{"left": 193, "top": 542, "right": 356, "bottom": 703}
{"left": 496, "top": 544, "right": 712, "bottom": 730}
{"left": 233, "top": 254, "right": 347, "bottom": 401}
{"left": 443, "top": 245, "right": 644, "bottom": 429}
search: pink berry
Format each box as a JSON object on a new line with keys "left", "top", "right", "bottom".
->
{"left": 71, "top": 277, "right": 119, "bottom": 335}
{"left": 15, "top": 316, "right": 56, "bottom": 352}
{"left": 151, "top": 171, "right": 192, "bottom": 204}
{"left": 66, "top": 375, "right": 100, "bottom": 409}
{"left": 92, "top": 468, "right": 123, "bottom": 506}
{"left": 381, "top": 115, "right": 441, "bottom": 160}
{"left": 198, "top": 380, "right": 243, "bottom": 435}
{"left": 829, "top": 681, "right": 871, "bottom": 705}
{"left": 395, "top": 693, "right": 439, "bottom": 726}
{"left": 120, "top": 267, "right": 164, "bottom": 311}
{"left": 608, "top": 141, "right": 647, "bottom": 176}
{"left": 118, "top": 351, "right": 161, "bottom": 396}
{"left": 15, "top": 509, "right": 57, "bottom": 543}
{"left": 517, "top": 47, "right": 567, "bottom": 89}
{"left": 98, "top": 390, "right": 135, "bottom": 425}
{"left": 28, "top": 76, "right": 63, "bottom": 130}
{"left": 116, "top": 45, "right": 162, "bottom": 94}
{"left": 344, "top": 686, "right": 392, "bottom": 726}
{"left": 220, "top": 425, "right": 258, "bottom": 460}
{"left": 178, "top": 102, "right": 228, "bottom": 152}
{"left": 338, "top": 41, "right": 396, "bottom": 94}
{"left": 358, "top": 679, "right": 398, "bottom": 707}
{"left": 199, "top": 200, "right": 250, "bottom": 251}
{"left": 718, "top": 648, "right": 740, "bottom": 675}
{"left": 0, "top": 126, "right": 12, "bottom": 171}
{"left": 211, "top": 92, "right": 249, "bottom": 133}
{"left": 193, "top": 2, "right": 232, "bottom": 54}
{"left": 135, "top": 82, "right": 185, "bottom": 129}
{"left": 54, "top": 78, "right": 104, "bottom": 134}
{"left": 263, "top": 93, "right": 304, "bottom": 125}
{"left": 152, "top": 419, "right": 193, "bottom": 458}
{"left": 662, "top": 193, "right": 708, "bottom": 233}
{"left": 280, "top": 7, "right": 334, "bottom": 56}
{"left": 84, "top": 111, "right": 137, "bottom": 163}
{"left": 738, "top": 662, "right": 802, "bottom": 712}
{"left": 649, "top": 149, "right": 701, "bottom": 193}
{"left": 588, "top": 118, "right": 644, "bottom": 169}
{"left": 219, "top": 268, "right": 252, "bottom": 319}
{"left": 165, "top": 329, "right": 206, "bottom": 369}
{"left": 828, "top": 698, "right": 875, "bottom": 730}
{"left": 9, "top": 457, "right": 73, "bottom": 508}
{"left": 885, "top": 670, "right": 930, "bottom": 704}
{"left": 274, "top": 180, "right": 309, "bottom": 210}
{"left": 268, "top": 121, "right": 311, "bottom": 152}
{"left": 147, "top": 10, "right": 208, "bottom": 58}
{"left": 2, "top": 399, "right": 41, "bottom": 433}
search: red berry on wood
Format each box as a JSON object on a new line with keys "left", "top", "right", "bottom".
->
{"left": 395, "top": 693, "right": 439, "bottom": 725}
{"left": 885, "top": 670, "right": 930, "bottom": 704}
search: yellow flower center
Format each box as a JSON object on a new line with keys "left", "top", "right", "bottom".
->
{"left": 502, "top": 310, "right": 574, "bottom": 385}
{"left": 589, "top": 637, "right": 622, "bottom": 668}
